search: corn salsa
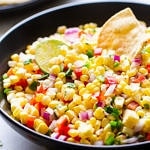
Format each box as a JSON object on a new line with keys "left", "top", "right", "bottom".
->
{"left": 2, "top": 20, "right": 150, "bottom": 145}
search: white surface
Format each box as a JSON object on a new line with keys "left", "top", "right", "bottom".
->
{"left": 0, "top": 0, "right": 150, "bottom": 150}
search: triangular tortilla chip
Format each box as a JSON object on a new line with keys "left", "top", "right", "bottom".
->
{"left": 98, "top": 8, "right": 147, "bottom": 60}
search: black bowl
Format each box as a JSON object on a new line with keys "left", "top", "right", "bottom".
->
{"left": 0, "top": 1, "right": 150, "bottom": 150}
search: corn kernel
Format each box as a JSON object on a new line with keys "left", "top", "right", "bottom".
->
{"left": 94, "top": 107, "right": 105, "bottom": 120}
{"left": 34, "top": 119, "right": 49, "bottom": 134}
{"left": 68, "top": 129, "right": 79, "bottom": 137}
{"left": 11, "top": 54, "right": 19, "bottom": 61}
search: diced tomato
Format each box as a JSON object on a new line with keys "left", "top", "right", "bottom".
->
{"left": 15, "top": 78, "right": 28, "bottom": 89}
{"left": 146, "top": 133, "right": 150, "bottom": 141}
{"left": 26, "top": 116, "right": 35, "bottom": 129}
{"left": 34, "top": 102, "right": 45, "bottom": 113}
{"left": 36, "top": 85, "right": 47, "bottom": 94}
{"left": 146, "top": 64, "right": 150, "bottom": 73}
{"left": 132, "top": 74, "right": 146, "bottom": 83}
{"left": 29, "top": 96, "right": 36, "bottom": 105}
{"left": 34, "top": 69, "right": 43, "bottom": 74}
{"left": 105, "top": 76, "right": 118, "bottom": 85}
{"left": 57, "top": 116, "right": 70, "bottom": 136}
{"left": 74, "top": 68, "right": 82, "bottom": 79}
{"left": 127, "top": 101, "right": 139, "bottom": 110}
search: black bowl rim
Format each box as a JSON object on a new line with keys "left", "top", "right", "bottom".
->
{"left": 0, "top": 0, "right": 150, "bottom": 149}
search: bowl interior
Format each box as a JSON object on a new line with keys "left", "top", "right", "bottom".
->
{"left": 0, "top": 1, "right": 150, "bottom": 149}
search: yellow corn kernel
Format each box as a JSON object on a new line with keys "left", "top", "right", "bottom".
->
{"left": 26, "top": 46, "right": 35, "bottom": 54}
{"left": 55, "top": 105, "right": 68, "bottom": 117}
{"left": 58, "top": 72, "right": 66, "bottom": 79}
{"left": 139, "top": 67, "right": 148, "bottom": 75}
{"left": 79, "top": 87, "right": 89, "bottom": 96}
{"left": 122, "top": 126, "right": 134, "bottom": 137}
{"left": 143, "top": 118, "right": 150, "bottom": 132}
{"left": 81, "top": 66, "right": 89, "bottom": 75}
{"left": 95, "top": 66, "right": 105, "bottom": 75}
{"left": 72, "top": 105, "right": 86, "bottom": 114}
{"left": 78, "top": 123, "right": 94, "bottom": 139}
{"left": 73, "top": 94, "right": 82, "bottom": 104}
{"left": 126, "top": 68, "right": 137, "bottom": 77}
{"left": 80, "top": 74, "right": 89, "bottom": 82}
{"left": 141, "top": 88, "right": 150, "bottom": 96}
{"left": 16, "top": 68, "right": 26, "bottom": 78}
{"left": 68, "top": 129, "right": 79, "bottom": 137}
{"left": 14, "top": 86, "right": 23, "bottom": 92}
{"left": 57, "top": 25, "right": 67, "bottom": 34}
{"left": 101, "top": 118, "right": 110, "bottom": 128}
{"left": 89, "top": 117, "right": 97, "bottom": 127}
{"left": 114, "top": 96, "right": 125, "bottom": 109}
{"left": 86, "top": 83, "right": 95, "bottom": 91}
{"left": 25, "top": 87, "right": 35, "bottom": 94}
{"left": 24, "top": 63, "right": 34, "bottom": 72}
{"left": 122, "top": 85, "right": 133, "bottom": 96}
{"left": 136, "top": 109, "right": 145, "bottom": 118}
{"left": 41, "top": 95, "right": 51, "bottom": 106}
{"left": 20, "top": 111, "right": 28, "bottom": 124}
{"left": 50, "top": 65, "right": 60, "bottom": 75}
{"left": 9, "top": 75, "right": 20, "bottom": 84}
{"left": 80, "top": 139, "right": 91, "bottom": 144}
{"left": 35, "top": 93, "right": 44, "bottom": 102}
{"left": 13, "top": 107, "right": 23, "bottom": 120}
{"left": 65, "top": 110, "right": 77, "bottom": 121}
{"left": 49, "top": 100, "right": 62, "bottom": 109}
{"left": 94, "top": 107, "right": 105, "bottom": 120}
{"left": 62, "top": 88, "right": 75, "bottom": 102}
{"left": 11, "top": 54, "right": 19, "bottom": 61}
{"left": 67, "top": 137, "right": 75, "bottom": 143}
{"left": 141, "top": 96, "right": 150, "bottom": 108}
{"left": 34, "top": 119, "right": 49, "bottom": 134}
{"left": 123, "top": 109, "right": 139, "bottom": 129}
{"left": 141, "top": 79, "right": 150, "bottom": 88}
{"left": 54, "top": 80, "right": 63, "bottom": 90}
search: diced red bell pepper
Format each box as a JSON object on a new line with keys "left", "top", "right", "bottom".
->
{"left": 26, "top": 115, "right": 35, "bottom": 129}
{"left": 127, "top": 101, "right": 139, "bottom": 110}
{"left": 146, "top": 64, "right": 150, "bottom": 73}
{"left": 74, "top": 68, "right": 82, "bottom": 79}
{"left": 57, "top": 116, "right": 70, "bottom": 136}
{"left": 94, "top": 48, "right": 102, "bottom": 56}
{"left": 15, "top": 78, "right": 28, "bottom": 89}
{"left": 132, "top": 74, "right": 146, "bottom": 83}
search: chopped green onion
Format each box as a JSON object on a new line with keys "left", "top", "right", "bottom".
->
{"left": 29, "top": 81, "right": 40, "bottom": 91}
{"left": 39, "top": 73, "right": 49, "bottom": 80}
{"left": 114, "top": 61, "right": 120, "bottom": 67}
{"left": 110, "top": 120, "right": 122, "bottom": 130}
{"left": 65, "top": 68, "right": 73, "bottom": 77}
{"left": 105, "top": 135, "right": 115, "bottom": 145}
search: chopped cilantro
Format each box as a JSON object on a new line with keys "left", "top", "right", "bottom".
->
{"left": 29, "top": 81, "right": 40, "bottom": 91}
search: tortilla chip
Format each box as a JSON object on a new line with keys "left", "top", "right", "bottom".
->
{"left": 98, "top": 8, "right": 147, "bottom": 60}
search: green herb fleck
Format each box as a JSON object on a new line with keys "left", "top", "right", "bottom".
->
{"left": 114, "top": 61, "right": 120, "bottom": 67}
{"left": 86, "top": 49, "right": 94, "bottom": 58}
{"left": 65, "top": 68, "right": 73, "bottom": 77}
{"left": 144, "top": 103, "right": 150, "bottom": 110}
{"left": 66, "top": 82, "right": 75, "bottom": 88}
{"left": 29, "top": 81, "right": 40, "bottom": 91}
{"left": 4, "top": 88, "right": 12, "bottom": 95}
{"left": 24, "top": 59, "right": 32, "bottom": 65}
{"left": 39, "top": 73, "right": 49, "bottom": 80}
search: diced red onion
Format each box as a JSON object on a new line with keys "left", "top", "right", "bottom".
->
{"left": 74, "top": 60, "right": 84, "bottom": 68}
{"left": 114, "top": 55, "right": 120, "bottom": 62}
{"left": 79, "top": 111, "right": 89, "bottom": 121}
{"left": 49, "top": 120, "right": 57, "bottom": 131}
{"left": 51, "top": 132, "right": 59, "bottom": 139}
{"left": 65, "top": 27, "right": 80, "bottom": 43}
{"left": 58, "top": 135, "right": 67, "bottom": 141}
